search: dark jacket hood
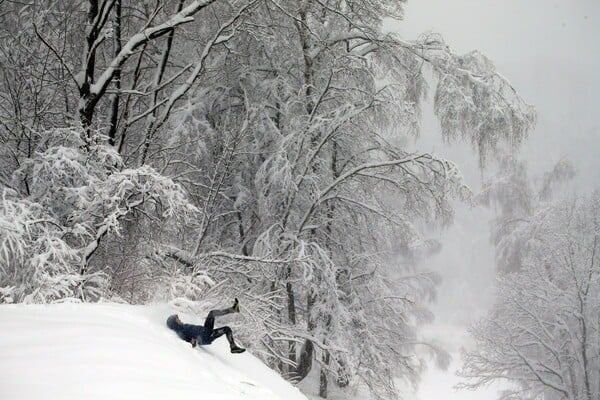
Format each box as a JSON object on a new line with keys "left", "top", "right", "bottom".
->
{"left": 166, "top": 314, "right": 183, "bottom": 332}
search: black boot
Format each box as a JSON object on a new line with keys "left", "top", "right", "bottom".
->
{"left": 230, "top": 345, "right": 246, "bottom": 354}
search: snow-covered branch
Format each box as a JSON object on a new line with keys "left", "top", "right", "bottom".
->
{"left": 89, "top": 0, "right": 217, "bottom": 98}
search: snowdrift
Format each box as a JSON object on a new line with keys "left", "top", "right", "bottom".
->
{"left": 0, "top": 303, "right": 308, "bottom": 400}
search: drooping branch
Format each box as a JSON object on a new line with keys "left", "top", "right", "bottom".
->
{"left": 149, "top": 0, "right": 261, "bottom": 135}
{"left": 80, "top": 197, "right": 144, "bottom": 275}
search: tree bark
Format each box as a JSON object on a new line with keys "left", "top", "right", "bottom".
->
{"left": 107, "top": 0, "right": 122, "bottom": 146}
{"left": 319, "top": 351, "right": 330, "bottom": 398}
{"left": 296, "top": 287, "right": 316, "bottom": 380}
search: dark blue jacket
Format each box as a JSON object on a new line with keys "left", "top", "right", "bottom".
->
{"left": 166, "top": 314, "right": 210, "bottom": 344}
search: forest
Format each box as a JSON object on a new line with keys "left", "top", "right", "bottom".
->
{"left": 0, "top": 1, "right": 597, "bottom": 399}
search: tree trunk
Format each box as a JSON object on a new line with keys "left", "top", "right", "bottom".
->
{"left": 286, "top": 267, "right": 297, "bottom": 372}
{"left": 296, "top": 288, "right": 316, "bottom": 380}
{"left": 295, "top": 1, "right": 314, "bottom": 115}
{"left": 107, "top": 0, "right": 122, "bottom": 146}
{"left": 319, "top": 351, "right": 330, "bottom": 398}
{"left": 296, "top": 339, "right": 313, "bottom": 381}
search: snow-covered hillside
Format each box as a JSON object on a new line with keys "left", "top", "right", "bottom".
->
{"left": 0, "top": 303, "right": 307, "bottom": 400}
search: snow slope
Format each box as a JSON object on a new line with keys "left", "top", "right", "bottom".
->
{"left": 0, "top": 303, "right": 307, "bottom": 400}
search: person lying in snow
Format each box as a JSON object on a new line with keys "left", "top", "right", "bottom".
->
{"left": 166, "top": 298, "right": 245, "bottom": 354}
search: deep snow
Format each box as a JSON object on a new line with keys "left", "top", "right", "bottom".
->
{"left": 0, "top": 303, "right": 307, "bottom": 400}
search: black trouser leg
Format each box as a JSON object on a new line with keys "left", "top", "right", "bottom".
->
{"left": 203, "top": 307, "right": 234, "bottom": 332}
{"left": 210, "top": 326, "right": 236, "bottom": 347}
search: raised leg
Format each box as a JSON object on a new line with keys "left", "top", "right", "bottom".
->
{"left": 203, "top": 307, "right": 235, "bottom": 332}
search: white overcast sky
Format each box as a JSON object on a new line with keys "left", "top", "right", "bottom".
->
{"left": 395, "top": 0, "right": 600, "bottom": 189}
{"left": 387, "top": 1, "right": 600, "bottom": 399}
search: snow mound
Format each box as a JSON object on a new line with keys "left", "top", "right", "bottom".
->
{"left": 0, "top": 303, "right": 307, "bottom": 400}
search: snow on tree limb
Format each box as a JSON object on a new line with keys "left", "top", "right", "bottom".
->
{"left": 89, "top": 0, "right": 218, "bottom": 99}
{"left": 161, "top": 245, "right": 306, "bottom": 267}
{"left": 0, "top": 127, "right": 196, "bottom": 303}
{"left": 151, "top": 0, "right": 261, "bottom": 134}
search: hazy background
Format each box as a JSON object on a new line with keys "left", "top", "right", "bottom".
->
{"left": 388, "top": 1, "right": 600, "bottom": 398}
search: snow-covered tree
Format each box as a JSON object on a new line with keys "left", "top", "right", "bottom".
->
{"left": 0, "top": 0, "right": 255, "bottom": 303}
{"left": 0, "top": 127, "right": 195, "bottom": 303}
{"left": 148, "top": 1, "right": 534, "bottom": 397}
{"left": 459, "top": 193, "right": 600, "bottom": 400}
{"left": 478, "top": 155, "right": 575, "bottom": 273}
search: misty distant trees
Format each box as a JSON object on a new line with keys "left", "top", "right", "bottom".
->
{"left": 459, "top": 160, "right": 599, "bottom": 400}
{"left": 0, "top": 1, "right": 535, "bottom": 398}
{"left": 461, "top": 193, "right": 600, "bottom": 400}
{"left": 479, "top": 156, "right": 576, "bottom": 273}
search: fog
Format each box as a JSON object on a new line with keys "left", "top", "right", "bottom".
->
{"left": 388, "top": 1, "right": 600, "bottom": 398}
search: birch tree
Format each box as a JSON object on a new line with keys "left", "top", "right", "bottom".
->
{"left": 460, "top": 193, "right": 600, "bottom": 400}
